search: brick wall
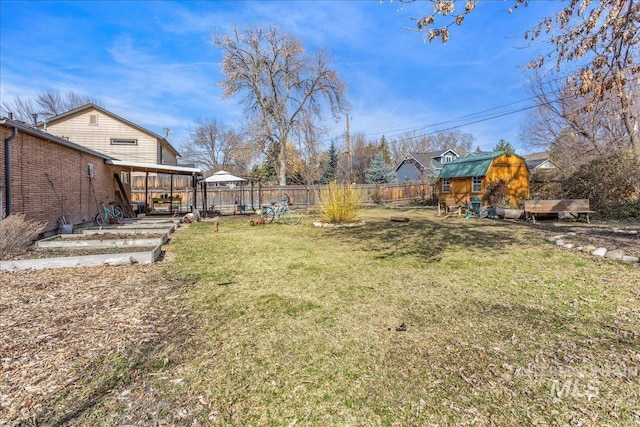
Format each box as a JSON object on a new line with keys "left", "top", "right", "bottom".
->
{"left": 1, "top": 125, "right": 124, "bottom": 234}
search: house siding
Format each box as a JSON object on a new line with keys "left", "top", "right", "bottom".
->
{"left": 396, "top": 159, "right": 425, "bottom": 181}
{"left": 484, "top": 153, "right": 530, "bottom": 206}
{"left": 45, "top": 109, "right": 159, "bottom": 163}
{"left": 1, "top": 125, "right": 125, "bottom": 234}
{"left": 43, "top": 106, "right": 178, "bottom": 165}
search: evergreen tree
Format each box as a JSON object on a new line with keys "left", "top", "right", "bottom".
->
{"left": 365, "top": 152, "right": 396, "bottom": 184}
{"left": 249, "top": 160, "right": 276, "bottom": 183}
{"left": 494, "top": 139, "right": 515, "bottom": 153}
{"left": 319, "top": 141, "right": 339, "bottom": 184}
{"left": 379, "top": 135, "right": 392, "bottom": 164}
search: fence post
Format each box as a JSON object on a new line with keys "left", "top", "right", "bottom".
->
{"left": 250, "top": 181, "right": 254, "bottom": 210}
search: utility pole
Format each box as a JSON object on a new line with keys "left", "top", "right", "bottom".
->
{"left": 345, "top": 114, "right": 352, "bottom": 183}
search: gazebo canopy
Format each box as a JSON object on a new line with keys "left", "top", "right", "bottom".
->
{"left": 201, "top": 170, "right": 247, "bottom": 184}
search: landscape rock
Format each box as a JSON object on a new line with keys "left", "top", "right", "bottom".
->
{"left": 582, "top": 245, "right": 597, "bottom": 253}
{"left": 591, "top": 247, "right": 607, "bottom": 257}
{"left": 605, "top": 249, "right": 625, "bottom": 260}
{"left": 563, "top": 243, "right": 575, "bottom": 249}
{"left": 622, "top": 256, "right": 640, "bottom": 264}
{"left": 555, "top": 240, "right": 566, "bottom": 246}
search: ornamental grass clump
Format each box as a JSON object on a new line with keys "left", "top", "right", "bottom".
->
{"left": 318, "top": 182, "right": 365, "bottom": 224}
{"left": 0, "top": 214, "right": 46, "bottom": 259}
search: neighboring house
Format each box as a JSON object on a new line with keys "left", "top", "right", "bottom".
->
{"left": 1, "top": 116, "right": 131, "bottom": 234}
{"left": 438, "top": 151, "right": 530, "bottom": 207}
{"left": 524, "top": 151, "right": 558, "bottom": 171}
{"left": 395, "top": 149, "right": 459, "bottom": 181}
{"left": 40, "top": 103, "right": 181, "bottom": 166}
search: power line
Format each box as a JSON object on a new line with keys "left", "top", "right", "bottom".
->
{"left": 321, "top": 71, "right": 616, "bottom": 146}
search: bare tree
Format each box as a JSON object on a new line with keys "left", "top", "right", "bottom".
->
{"left": 522, "top": 67, "right": 639, "bottom": 170}
{"left": 389, "top": 129, "right": 474, "bottom": 162}
{"left": 0, "top": 96, "right": 37, "bottom": 122}
{"left": 180, "top": 118, "right": 254, "bottom": 176}
{"left": 213, "top": 25, "right": 350, "bottom": 186}
{"left": 292, "top": 112, "right": 327, "bottom": 184}
{"left": 1, "top": 90, "right": 100, "bottom": 122}
{"left": 398, "top": 0, "right": 640, "bottom": 155}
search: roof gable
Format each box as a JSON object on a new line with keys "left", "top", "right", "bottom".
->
{"left": 44, "top": 103, "right": 181, "bottom": 157}
{"left": 527, "top": 158, "right": 558, "bottom": 169}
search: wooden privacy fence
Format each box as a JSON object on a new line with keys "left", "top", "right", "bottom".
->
{"left": 130, "top": 179, "right": 436, "bottom": 214}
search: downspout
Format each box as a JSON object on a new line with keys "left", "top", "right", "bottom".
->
{"left": 4, "top": 126, "right": 17, "bottom": 215}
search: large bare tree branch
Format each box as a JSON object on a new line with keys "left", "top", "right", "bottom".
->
{"left": 398, "top": 0, "right": 640, "bottom": 156}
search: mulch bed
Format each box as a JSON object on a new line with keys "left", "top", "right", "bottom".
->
{"left": 0, "top": 265, "right": 191, "bottom": 425}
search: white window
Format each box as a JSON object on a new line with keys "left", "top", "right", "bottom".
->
{"left": 472, "top": 176, "right": 482, "bottom": 192}
{"left": 442, "top": 178, "right": 451, "bottom": 193}
{"left": 444, "top": 155, "right": 453, "bottom": 163}
{"left": 89, "top": 114, "right": 98, "bottom": 125}
{"left": 111, "top": 138, "right": 137, "bottom": 145}
{"left": 120, "top": 171, "right": 130, "bottom": 184}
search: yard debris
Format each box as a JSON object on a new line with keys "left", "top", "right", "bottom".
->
{"left": 390, "top": 217, "right": 410, "bottom": 223}
{"left": 103, "top": 255, "right": 138, "bottom": 266}
{"left": 395, "top": 322, "right": 407, "bottom": 332}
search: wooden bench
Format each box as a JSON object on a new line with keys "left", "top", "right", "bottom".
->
{"left": 524, "top": 199, "right": 595, "bottom": 224}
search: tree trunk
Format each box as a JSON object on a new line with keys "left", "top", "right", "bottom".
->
{"left": 622, "top": 110, "right": 640, "bottom": 159}
{"left": 278, "top": 141, "right": 287, "bottom": 186}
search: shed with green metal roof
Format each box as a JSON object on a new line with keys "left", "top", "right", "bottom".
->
{"left": 437, "top": 151, "right": 529, "bottom": 208}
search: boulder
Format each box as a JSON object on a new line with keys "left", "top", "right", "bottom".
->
{"left": 582, "top": 245, "right": 597, "bottom": 253}
{"left": 622, "top": 256, "right": 640, "bottom": 264}
{"left": 591, "top": 247, "right": 607, "bottom": 257}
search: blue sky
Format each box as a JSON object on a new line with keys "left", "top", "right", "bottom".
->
{"left": 1, "top": 0, "right": 559, "bottom": 156}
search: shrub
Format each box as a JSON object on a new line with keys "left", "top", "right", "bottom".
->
{"left": 561, "top": 152, "right": 640, "bottom": 217}
{"left": 318, "top": 182, "right": 365, "bottom": 224}
{"left": 482, "top": 179, "right": 509, "bottom": 207}
{"left": 596, "top": 200, "right": 640, "bottom": 220}
{"left": 0, "top": 214, "right": 47, "bottom": 259}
